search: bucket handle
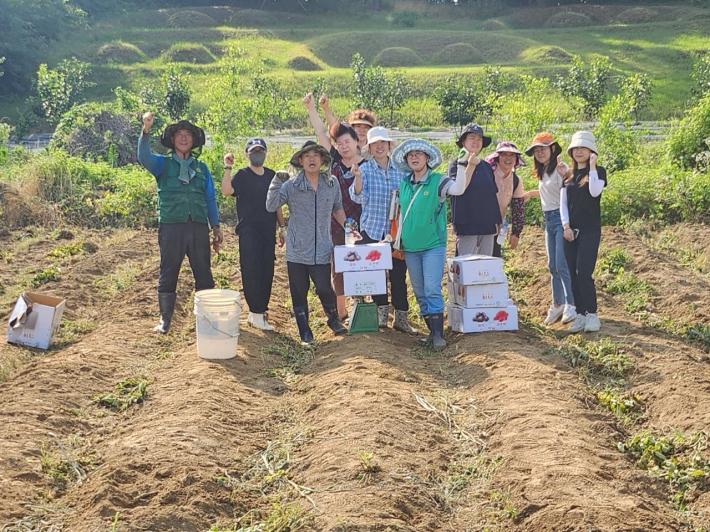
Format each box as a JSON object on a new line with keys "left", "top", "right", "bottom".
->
{"left": 196, "top": 313, "right": 240, "bottom": 338}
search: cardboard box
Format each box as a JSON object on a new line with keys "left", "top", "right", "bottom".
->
{"left": 447, "top": 279, "right": 510, "bottom": 308}
{"left": 447, "top": 303, "right": 518, "bottom": 333}
{"left": 447, "top": 254, "right": 506, "bottom": 285}
{"left": 343, "top": 270, "right": 387, "bottom": 296}
{"left": 7, "top": 292, "right": 66, "bottom": 349}
{"left": 334, "top": 243, "right": 393, "bottom": 273}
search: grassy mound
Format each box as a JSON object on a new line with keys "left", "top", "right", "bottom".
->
{"left": 547, "top": 11, "right": 592, "bottom": 28}
{"left": 230, "top": 9, "right": 277, "bottom": 27}
{"left": 95, "top": 42, "right": 146, "bottom": 64}
{"left": 372, "top": 47, "right": 423, "bottom": 67}
{"left": 614, "top": 8, "right": 660, "bottom": 24}
{"left": 432, "top": 43, "right": 484, "bottom": 65}
{"left": 482, "top": 19, "right": 506, "bottom": 31}
{"left": 309, "top": 31, "right": 533, "bottom": 67}
{"left": 162, "top": 43, "right": 215, "bottom": 64}
{"left": 520, "top": 45, "right": 573, "bottom": 65}
{"left": 287, "top": 56, "right": 322, "bottom": 71}
{"left": 168, "top": 10, "right": 215, "bottom": 28}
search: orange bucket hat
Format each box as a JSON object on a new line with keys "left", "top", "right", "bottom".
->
{"left": 525, "top": 131, "right": 562, "bottom": 157}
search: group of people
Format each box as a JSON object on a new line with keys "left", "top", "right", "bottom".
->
{"left": 137, "top": 97, "right": 607, "bottom": 350}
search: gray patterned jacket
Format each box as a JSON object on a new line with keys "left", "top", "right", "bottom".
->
{"left": 266, "top": 171, "right": 343, "bottom": 265}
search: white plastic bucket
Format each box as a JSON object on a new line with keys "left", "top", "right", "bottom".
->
{"left": 194, "top": 289, "right": 241, "bottom": 360}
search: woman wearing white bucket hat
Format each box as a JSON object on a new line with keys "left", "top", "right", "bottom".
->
{"left": 391, "top": 139, "right": 469, "bottom": 350}
{"left": 560, "top": 131, "right": 607, "bottom": 334}
{"left": 349, "top": 127, "right": 417, "bottom": 334}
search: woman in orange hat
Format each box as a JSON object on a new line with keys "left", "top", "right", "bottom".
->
{"left": 524, "top": 132, "right": 576, "bottom": 327}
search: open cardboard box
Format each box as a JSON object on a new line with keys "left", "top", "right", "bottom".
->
{"left": 7, "top": 292, "right": 66, "bottom": 350}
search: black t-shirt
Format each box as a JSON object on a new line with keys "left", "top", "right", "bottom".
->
{"left": 231, "top": 166, "right": 277, "bottom": 235}
{"left": 565, "top": 166, "right": 607, "bottom": 230}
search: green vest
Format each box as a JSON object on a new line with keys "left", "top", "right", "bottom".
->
{"left": 156, "top": 157, "right": 209, "bottom": 224}
{"left": 399, "top": 171, "right": 447, "bottom": 252}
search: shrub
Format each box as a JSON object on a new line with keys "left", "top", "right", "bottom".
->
{"left": 482, "top": 19, "right": 505, "bottom": 31}
{"left": 547, "top": 12, "right": 592, "bottom": 28}
{"left": 168, "top": 11, "right": 215, "bottom": 28}
{"left": 614, "top": 8, "right": 659, "bottom": 25}
{"left": 432, "top": 43, "right": 484, "bottom": 66}
{"left": 666, "top": 93, "right": 710, "bottom": 168}
{"left": 350, "top": 53, "right": 411, "bottom": 126}
{"left": 390, "top": 11, "right": 419, "bottom": 28}
{"left": 162, "top": 43, "right": 215, "bottom": 64}
{"left": 555, "top": 55, "right": 612, "bottom": 119}
{"left": 372, "top": 47, "right": 423, "bottom": 68}
{"left": 230, "top": 9, "right": 276, "bottom": 27}
{"left": 520, "top": 45, "right": 573, "bottom": 65}
{"left": 95, "top": 42, "right": 146, "bottom": 64}
{"left": 691, "top": 52, "right": 710, "bottom": 98}
{"left": 50, "top": 103, "right": 139, "bottom": 166}
{"left": 35, "top": 58, "right": 94, "bottom": 126}
{"left": 287, "top": 56, "right": 322, "bottom": 71}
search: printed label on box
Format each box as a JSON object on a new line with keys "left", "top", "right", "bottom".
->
{"left": 447, "top": 303, "right": 518, "bottom": 333}
{"left": 343, "top": 270, "right": 388, "bottom": 296}
{"left": 447, "top": 254, "right": 506, "bottom": 285}
{"left": 334, "top": 243, "right": 393, "bottom": 272}
{"left": 447, "top": 279, "right": 510, "bottom": 308}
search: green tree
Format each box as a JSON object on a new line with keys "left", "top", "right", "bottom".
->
{"left": 555, "top": 55, "right": 612, "bottom": 119}
{"left": 35, "top": 58, "right": 94, "bottom": 125}
{"left": 350, "top": 53, "right": 411, "bottom": 125}
{"left": 691, "top": 52, "right": 710, "bottom": 98}
{"left": 162, "top": 64, "right": 191, "bottom": 121}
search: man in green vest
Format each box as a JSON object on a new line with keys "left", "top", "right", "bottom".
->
{"left": 138, "top": 111, "right": 223, "bottom": 334}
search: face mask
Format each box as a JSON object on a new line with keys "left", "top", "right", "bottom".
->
{"left": 248, "top": 151, "right": 266, "bottom": 167}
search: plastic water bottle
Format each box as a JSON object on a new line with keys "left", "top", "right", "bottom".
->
{"left": 496, "top": 222, "right": 509, "bottom": 246}
{"left": 345, "top": 217, "right": 356, "bottom": 246}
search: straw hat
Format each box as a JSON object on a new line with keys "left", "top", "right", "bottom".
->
{"left": 289, "top": 141, "right": 332, "bottom": 169}
{"left": 525, "top": 131, "right": 562, "bottom": 157}
{"left": 566, "top": 131, "right": 598, "bottom": 157}
{"left": 391, "top": 139, "right": 442, "bottom": 173}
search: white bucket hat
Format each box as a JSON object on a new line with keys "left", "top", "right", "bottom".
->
{"left": 567, "top": 131, "right": 598, "bottom": 157}
{"left": 391, "top": 139, "right": 442, "bottom": 173}
{"left": 362, "top": 126, "right": 397, "bottom": 152}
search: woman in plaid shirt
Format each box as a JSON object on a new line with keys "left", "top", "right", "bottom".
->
{"left": 350, "top": 127, "right": 418, "bottom": 334}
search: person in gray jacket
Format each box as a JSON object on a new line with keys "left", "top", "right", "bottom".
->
{"left": 266, "top": 141, "right": 349, "bottom": 344}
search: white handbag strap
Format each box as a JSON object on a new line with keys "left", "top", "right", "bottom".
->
{"left": 394, "top": 184, "right": 424, "bottom": 251}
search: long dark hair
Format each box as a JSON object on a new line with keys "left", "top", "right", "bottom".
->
{"left": 533, "top": 144, "right": 561, "bottom": 180}
{"left": 563, "top": 160, "right": 591, "bottom": 186}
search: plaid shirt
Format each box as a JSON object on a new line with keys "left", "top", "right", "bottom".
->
{"left": 330, "top": 148, "right": 362, "bottom": 242}
{"left": 349, "top": 157, "right": 408, "bottom": 240}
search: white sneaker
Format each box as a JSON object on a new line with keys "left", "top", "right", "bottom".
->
{"left": 544, "top": 305, "right": 564, "bottom": 325}
{"left": 568, "top": 314, "right": 587, "bottom": 333}
{"left": 561, "top": 304, "right": 577, "bottom": 324}
{"left": 248, "top": 312, "right": 275, "bottom": 331}
{"left": 584, "top": 313, "right": 600, "bottom": 332}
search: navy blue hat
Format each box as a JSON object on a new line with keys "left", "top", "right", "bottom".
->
{"left": 456, "top": 124, "right": 492, "bottom": 149}
{"left": 245, "top": 137, "right": 267, "bottom": 152}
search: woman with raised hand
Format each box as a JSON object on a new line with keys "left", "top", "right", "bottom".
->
{"left": 561, "top": 131, "right": 607, "bottom": 334}
{"left": 319, "top": 93, "right": 376, "bottom": 151}
{"left": 304, "top": 92, "right": 364, "bottom": 320}
{"left": 390, "top": 139, "right": 469, "bottom": 350}
{"left": 349, "top": 127, "right": 418, "bottom": 334}
{"left": 524, "top": 132, "right": 576, "bottom": 326}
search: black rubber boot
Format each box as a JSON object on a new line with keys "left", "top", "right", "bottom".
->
{"left": 324, "top": 304, "right": 348, "bottom": 336}
{"left": 417, "top": 315, "right": 432, "bottom": 345}
{"left": 154, "top": 292, "right": 176, "bottom": 334}
{"left": 294, "top": 306, "right": 314, "bottom": 345}
{"left": 430, "top": 313, "right": 446, "bottom": 351}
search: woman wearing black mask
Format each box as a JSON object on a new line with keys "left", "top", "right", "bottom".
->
{"left": 222, "top": 138, "right": 286, "bottom": 331}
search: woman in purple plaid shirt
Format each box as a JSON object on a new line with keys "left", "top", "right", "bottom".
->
{"left": 349, "top": 127, "right": 418, "bottom": 335}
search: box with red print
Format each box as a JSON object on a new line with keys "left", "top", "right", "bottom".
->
{"left": 447, "top": 303, "right": 518, "bottom": 333}
{"left": 447, "top": 254, "right": 506, "bottom": 285}
{"left": 334, "top": 243, "right": 392, "bottom": 273}
{"left": 447, "top": 279, "right": 509, "bottom": 308}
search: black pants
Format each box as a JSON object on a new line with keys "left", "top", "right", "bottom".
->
{"left": 158, "top": 221, "right": 215, "bottom": 293}
{"left": 239, "top": 229, "right": 275, "bottom": 314}
{"left": 287, "top": 261, "right": 337, "bottom": 310}
{"left": 563, "top": 227, "right": 601, "bottom": 315}
{"left": 357, "top": 231, "right": 408, "bottom": 311}
{"left": 492, "top": 239, "right": 502, "bottom": 258}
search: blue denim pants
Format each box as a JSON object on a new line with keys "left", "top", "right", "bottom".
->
{"left": 544, "top": 210, "right": 574, "bottom": 306}
{"left": 404, "top": 246, "right": 447, "bottom": 315}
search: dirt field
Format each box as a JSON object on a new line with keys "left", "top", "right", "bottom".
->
{"left": 1, "top": 224, "right": 708, "bottom": 532}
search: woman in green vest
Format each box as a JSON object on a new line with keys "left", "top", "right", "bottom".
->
{"left": 391, "top": 139, "right": 468, "bottom": 350}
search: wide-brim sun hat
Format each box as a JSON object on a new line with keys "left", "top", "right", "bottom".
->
{"left": 567, "top": 131, "right": 598, "bottom": 157}
{"left": 349, "top": 118, "right": 374, "bottom": 127}
{"left": 525, "top": 131, "right": 562, "bottom": 157}
{"left": 362, "top": 126, "right": 397, "bottom": 152}
{"left": 486, "top": 141, "right": 526, "bottom": 169}
{"left": 456, "top": 123, "right": 492, "bottom": 149}
{"left": 161, "top": 120, "right": 206, "bottom": 150}
{"left": 289, "top": 140, "right": 332, "bottom": 169}
{"left": 391, "top": 139, "right": 442, "bottom": 173}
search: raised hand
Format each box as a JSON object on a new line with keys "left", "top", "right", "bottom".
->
{"left": 275, "top": 170, "right": 290, "bottom": 182}
{"left": 302, "top": 92, "right": 315, "bottom": 108}
{"left": 468, "top": 151, "right": 480, "bottom": 167}
{"left": 142, "top": 111, "right": 154, "bottom": 134}
{"left": 224, "top": 153, "right": 235, "bottom": 167}
{"left": 319, "top": 93, "right": 329, "bottom": 108}
{"left": 589, "top": 152, "right": 598, "bottom": 168}
{"left": 556, "top": 155, "right": 568, "bottom": 174}
{"left": 351, "top": 162, "right": 361, "bottom": 180}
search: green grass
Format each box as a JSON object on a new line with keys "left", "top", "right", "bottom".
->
{"left": 92, "top": 378, "right": 148, "bottom": 411}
